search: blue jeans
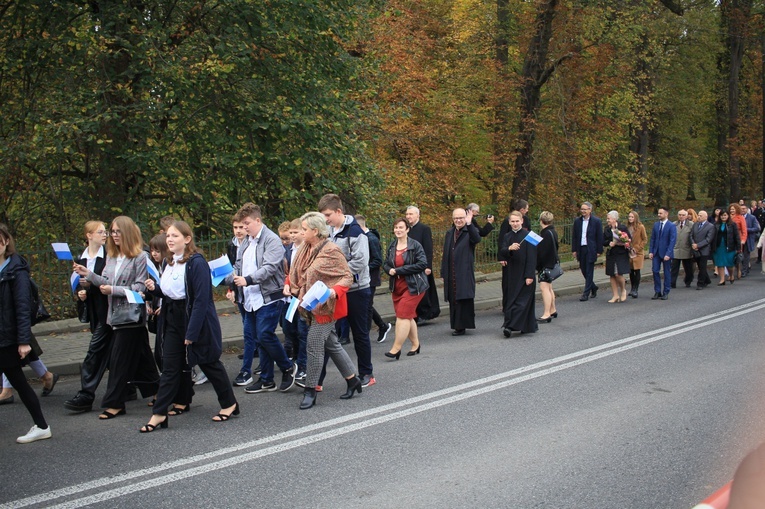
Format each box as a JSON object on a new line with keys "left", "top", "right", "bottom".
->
{"left": 281, "top": 308, "right": 308, "bottom": 371}
{"left": 652, "top": 256, "right": 672, "bottom": 295}
{"left": 238, "top": 302, "right": 256, "bottom": 375}
{"left": 246, "top": 300, "right": 291, "bottom": 383}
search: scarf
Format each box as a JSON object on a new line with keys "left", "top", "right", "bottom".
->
{"left": 289, "top": 239, "right": 352, "bottom": 318}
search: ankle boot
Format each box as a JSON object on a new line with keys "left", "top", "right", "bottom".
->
{"left": 339, "top": 376, "right": 362, "bottom": 400}
{"left": 632, "top": 283, "right": 639, "bottom": 298}
{"left": 300, "top": 388, "right": 317, "bottom": 410}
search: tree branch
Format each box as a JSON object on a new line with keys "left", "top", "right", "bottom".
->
{"left": 658, "top": 0, "right": 684, "bottom": 16}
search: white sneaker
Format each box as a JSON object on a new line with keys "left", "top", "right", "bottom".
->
{"left": 194, "top": 371, "right": 208, "bottom": 385}
{"left": 17, "top": 425, "right": 52, "bottom": 444}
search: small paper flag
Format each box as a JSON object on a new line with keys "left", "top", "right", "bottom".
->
{"left": 146, "top": 262, "right": 160, "bottom": 281}
{"left": 125, "top": 290, "right": 145, "bottom": 304}
{"left": 285, "top": 297, "right": 299, "bottom": 323}
{"left": 51, "top": 243, "right": 73, "bottom": 260}
{"left": 524, "top": 231, "right": 543, "bottom": 246}
{"left": 70, "top": 272, "right": 81, "bottom": 293}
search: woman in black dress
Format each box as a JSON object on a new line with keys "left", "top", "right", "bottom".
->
{"left": 603, "top": 211, "right": 631, "bottom": 303}
{"left": 499, "top": 211, "right": 537, "bottom": 337}
{"left": 536, "top": 211, "right": 558, "bottom": 322}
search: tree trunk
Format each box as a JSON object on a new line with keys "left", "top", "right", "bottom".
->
{"left": 492, "top": 0, "right": 511, "bottom": 208}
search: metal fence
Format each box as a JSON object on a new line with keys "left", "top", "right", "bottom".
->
{"left": 22, "top": 215, "right": 652, "bottom": 321}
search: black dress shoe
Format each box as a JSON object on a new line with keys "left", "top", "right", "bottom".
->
{"left": 536, "top": 317, "right": 552, "bottom": 323}
{"left": 502, "top": 328, "right": 512, "bottom": 338}
{"left": 64, "top": 395, "right": 93, "bottom": 412}
{"left": 579, "top": 293, "right": 589, "bottom": 302}
{"left": 451, "top": 329, "right": 466, "bottom": 336}
{"left": 660, "top": 293, "right": 668, "bottom": 300}
{"left": 651, "top": 292, "right": 661, "bottom": 300}
{"left": 590, "top": 287, "right": 598, "bottom": 298}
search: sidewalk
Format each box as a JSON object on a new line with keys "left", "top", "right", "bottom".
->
{"left": 29, "top": 260, "right": 627, "bottom": 376}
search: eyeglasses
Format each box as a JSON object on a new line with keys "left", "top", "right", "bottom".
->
{"left": 110, "top": 230, "right": 122, "bottom": 236}
{"left": 452, "top": 217, "right": 466, "bottom": 221}
{"left": 95, "top": 230, "right": 107, "bottom": 235}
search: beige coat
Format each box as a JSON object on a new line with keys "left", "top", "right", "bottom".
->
{"left": 629, "top": 224, "right": 647, "bottom": 270}
{"left": 673, "top": 220, "right": 695, "bottom": 259}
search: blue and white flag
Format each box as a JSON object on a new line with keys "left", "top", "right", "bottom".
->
{"left": 209, "top": 254, "right": 234, "bottom": 287}
{"left": 51, "top": 242, "right": 73, "bottom": 260}
{"left": 524, "top": 231, "right": 543, "bottom": 246}
{"left": 125, "top": 290, "right": 145, "bottom": 304}
{"left": 70, "top": 272, "right": 81, "bottom": 293}
{"left": 146, "top": 262, "right": 160, "bottom": 281}
{"left": 285, "top": 296, "right": 299, "bottom": 323}
{"left": 300, "top": 281, "right": 331, "bottom": 311}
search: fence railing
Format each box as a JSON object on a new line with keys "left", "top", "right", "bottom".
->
{"left": 21, "top": 215, "right": 654, "bottom": 321}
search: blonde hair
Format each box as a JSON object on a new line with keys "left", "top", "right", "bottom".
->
{"left": 301, "top": 212, "right": 329, "bottom": 239}
{"left": 106, "top": 216, "right": 144, "bottom": 258}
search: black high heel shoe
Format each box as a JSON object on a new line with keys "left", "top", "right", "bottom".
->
{"left": 407, "top": 346, "right": 420, "bottom": 356}
{"left": 212, "top": 403, "right": 240, "bottom": 422}
{"left": 340, "top": 376, "right": 362, "bottom": 400}
{"left": 536, "top": 316, "right": 552, "bottom": 323}
{"left": 384, "top": 351, "right": 401, "bottom": 360}
{"left": 551, "top": 312, "right": 558, "bottom": 318}
{"left": 140, "top": 415, "right": 168, "bottom": 433}
{"left": 168, "top": 404, "right": 190, "bottom": 416}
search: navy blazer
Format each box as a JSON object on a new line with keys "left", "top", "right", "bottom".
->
{"left": 649, "top": 220, "right": 677, "bottom": 259}
{"left": 571, "top": 214, "right": 604, "bottom": 259}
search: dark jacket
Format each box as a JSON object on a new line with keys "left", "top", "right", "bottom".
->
{"left": 148, "top": 253, "right": 223, "bottom": 366}
{"left": 75, "top": 252, "right": 108, "bottom": 333}
{"left": 441, "top": 222, "right": 481, "bottom": 301}
{"left": 408, "top": 221, "right": 434, "bottom": 270}
{"left": 366, "top": 228, "right": 383, "bottom": 288}
{"left": 225, "top": 237, "right": 239, "bottom": 266}
{"left": 383, "top": 238, "right": 429, "bottom": 295}
{"left": 0, "top": 254, "right": 33, "bottom": 348}
{"left": 603, "top": 223, "right": 631, "bottom": 257}
{"left": 536, "top": 225, "right": 559, "bottom": 271}
{"left": 471, "top": 218, "right": 494, "bottom": 238}
{"left": 715, "top": 221, "right": 741, "bottom": 252}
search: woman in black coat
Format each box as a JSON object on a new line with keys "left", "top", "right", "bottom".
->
{"left": 499, "top": 211, "right": 538, "bottom": 336}
{"left": 64, "top": 221, "right": 113, "bottom": 413}
{"left": 382, "top": 218, "right": 428, "bottom": 358}
{"left": 0, "top": 223, "right": 51, "bottom": 443}
{"left": 142, "top": 221, "right": 238, "bottom": 432}
{"left": 603, "top": 211, "right": 632, "bottom": 303}
{"left": 536, "top": 211, "right": 559, "bottom": 322}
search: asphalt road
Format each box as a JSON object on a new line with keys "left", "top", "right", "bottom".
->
{"left": 2, "top": 276, "right": 765, "bottom": 509}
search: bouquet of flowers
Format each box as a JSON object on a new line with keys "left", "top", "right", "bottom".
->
{"left": 612, "top": 229, "right": 631, "bottom": 249}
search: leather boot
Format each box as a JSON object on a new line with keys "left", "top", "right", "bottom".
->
{"left": 632, "top": 282, "right": 639, "bottom": 298}
{"left": 339, "top": 376, "right": 362, "bottom": 400}
{"left": 299, "top": 388, "right": 317, "bottom": 410}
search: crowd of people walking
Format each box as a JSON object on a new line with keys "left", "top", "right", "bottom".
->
{"left": 2, "top": 196, "right": 764, "bottom": 444}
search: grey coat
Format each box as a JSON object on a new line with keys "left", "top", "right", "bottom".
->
{"left": 690, "top": 220, "right": 715, "bottom": 257}
{"left": 673, "top": 220, "right": 695, "bottom": 259}
{"left": 87, "top": 252, "right": 148, "bottom": 328}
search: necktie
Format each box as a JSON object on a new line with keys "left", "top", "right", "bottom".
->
{"left": 680, "top": 222, "right": 684, "bottom": 230}
{"left": 659, "top": 222, "right": 664, "bottom": 237}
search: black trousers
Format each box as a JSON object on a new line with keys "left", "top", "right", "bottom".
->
{"left": 368, "top": 287, "right": 386, "bottom": 331}
{"left": 198, "top": 359, "right": 237, "bottom": 409}
{"left": 670, "top": 258, "right": 695, "bottom": 287}
{"left": 0, "top": 346, "right": 47, "bottom": 429}
{"left": 76, "top": 322, "right": 113, "bottom": 403}
{"left": 153, "top": 299, "right": 194, "bottom": 415}
{"left": 101, "top": 326, "right": 159, "bottom": 409}
{"left": 695, "top": 255, "right": 711, "bottom": 286}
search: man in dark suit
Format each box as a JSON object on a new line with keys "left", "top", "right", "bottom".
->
{"left": 649, "top": 207, "right": 677, "bottom": 300}
{"left": 690, "top": 210, "right": 715, "bottom": 290}
{"left": 406, "top": 206, "right": 441, "bottom": 322}
{"left": 441, "top": 208, "right": 481, "bottom": 335}
{"left": 571, "top": 202, "right": 604, "bottom": 301}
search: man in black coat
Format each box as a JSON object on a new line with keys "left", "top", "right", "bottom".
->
{"left": 467, "top": 203, "right": 495, "bottom": 237}
{"left": 441, "top": 208, "right": 481, "bottom": 335}
{"left": 406, "top": 206, "right": 441, "bottom": 322}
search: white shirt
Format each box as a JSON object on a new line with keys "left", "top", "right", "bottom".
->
{"left": 242, "top": 232, "right": 265, "bottom": 313}
{"left": 580, "top": 217, "right": 590, "bottom": 246}
{"left": 80, "top": 246, "right": 104, "bottom": 273}
{"left": 160, "top": 254, "right": 187, "bottom": 300}
{"left": 114, "top": 254, "right": 126, "bottom": 277}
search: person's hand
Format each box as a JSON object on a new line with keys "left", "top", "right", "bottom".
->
{"left": 80, "top": 280, "right": 91, "bottom": 289}
{"left": 228, "top": 289, "right": 237, "bottom": 302}
{"left": 72, "top": 263, "right": 89, "bottom": 277}
{"left": 184, "top": 339, "right": 192, "bottom": 345}
{"left": 573, "top": 251, "right": 578, "bottom": 260}
{"left": 425, "top": 268, "right": 431, "bottom": 275}
{"left": 609, "top": 241, "right": 615, "bottom": 247}
{"left": 500, "top": 261, "right": 507, "bottom": 266}
{"left": 525, "top": 278, "right": 533, "bottom": 285}
{"left": 329, "top": 288, "right": 336, "bottom": 299}
{"left": 510, "top": 242, "right": 521, "bottom": 251}
{"left": 145, "top": 279, "right": 155, "bottom": 291}
{"left": 663, "top": 255, "right": 670, "bottom": 261}
{"left": 649, "top": 253, "right": 654, "bottom": 260}
{"left": 233, "top": 275, "right": 247, "bottom": 287}
{"left": 389, "top": 268, "right": 396, "bottom": 276}
{"left": 77, "top": 289, "right": 87, "bottom": 301}
{"left": 692, "top": 243, "right": 698, "bottom": 250}
{"left": 99, "top": 285, "right": 112, "bottom": 295}
{"left": 18, "top": 344, "right": 31, "bottom": 359}
{"left": 282, "top": 285, "right": 290, "bottom": 297}
{"left": 486, "top": 215, "right": 495, "bottom": 224}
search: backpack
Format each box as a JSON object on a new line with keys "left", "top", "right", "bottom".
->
{"left": 30, "top": 278, "right": 50, "bottom": 325}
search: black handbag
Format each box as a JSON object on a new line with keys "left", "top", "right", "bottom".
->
{"left": 544, "top": 262, "right": 563, "bottom": 281}
{"left": 111, "top": 300, "right": 146, "bottom": 329}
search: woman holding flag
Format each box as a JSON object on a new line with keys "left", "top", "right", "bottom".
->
{"left": 73, "top": 216, "right": 159, "bottom": 420}
{"left": 498, "top": 211, "right": 538, "bottom": 337}
{"left": 284, "top": 212, "right": 362, "bottom": 410}
{"left": 142, "top": 221, "right": 238, "bottom": 432}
